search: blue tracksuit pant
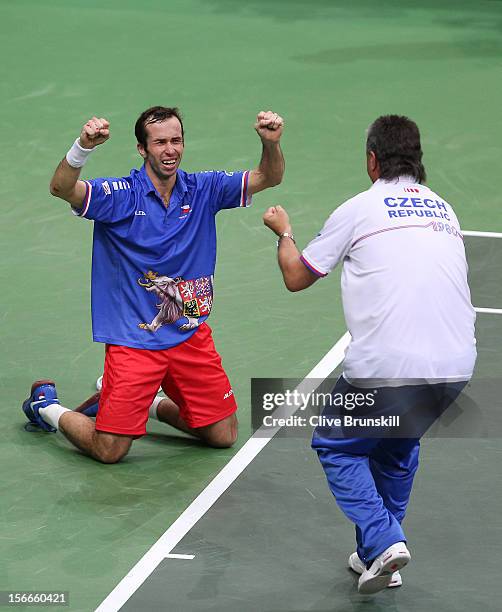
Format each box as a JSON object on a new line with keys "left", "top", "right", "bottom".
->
{"left": 312, "top": 376, "right": 466, "bottom": 564}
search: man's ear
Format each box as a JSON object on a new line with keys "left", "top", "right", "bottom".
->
{"left": 366, "top": 150, "right": 380, "bottom": 181}
{"left": 367, "top": 150, "right": 377, "bottom": 172}
{"left": 137, "top": 143, "right": 147, "bottom": 159}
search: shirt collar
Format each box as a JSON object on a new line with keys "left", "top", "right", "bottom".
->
{"left": 137, "top": 164, "right": 188, "bottom": 199}
{"left": 372, "top": 175, "right": 419, "bottom": 188}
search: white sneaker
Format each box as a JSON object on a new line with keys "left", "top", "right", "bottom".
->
{"left": 357, "top": 542, "right": 410, "bottom": 594}
{"left": 349, "top": 552, "right": 402, "bottom": 588}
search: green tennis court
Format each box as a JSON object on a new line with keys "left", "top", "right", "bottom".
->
{"left": 2, "top": 1, "right": 502, "bottom": 610}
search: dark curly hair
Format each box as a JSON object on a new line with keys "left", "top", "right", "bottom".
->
{"left": 366, "top": 115, "right": 426, "bottom": 183}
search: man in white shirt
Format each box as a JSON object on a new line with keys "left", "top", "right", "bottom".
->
{"left": 263, "top": 115, "right": 476, "bottom": 594}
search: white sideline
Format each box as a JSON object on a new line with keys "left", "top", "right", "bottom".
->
{"left": 463, "top": 230, "right": 502, "bottom": 238}
{"left": 95, "top": 332, "right": 351, "bottom": 612}
{"left": 475, "top": 307, "right": 502, "bottom": 315}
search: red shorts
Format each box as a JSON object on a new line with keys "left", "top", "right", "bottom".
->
{"left": 95, "top": 323, "right": 237, "bottom": 436}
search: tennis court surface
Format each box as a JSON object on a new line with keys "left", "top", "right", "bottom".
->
{"left": 2, "top": 1, "right": 502, "bottom": 610}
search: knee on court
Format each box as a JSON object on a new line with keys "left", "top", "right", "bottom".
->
{"left": 198, "top": 414, "right": 238, "bottom": 448}
{"left": 205, "top": 431, "right": 238, "bottom": 449}
{"left": 92, "top": 431, "right": 133, "bottom": 464}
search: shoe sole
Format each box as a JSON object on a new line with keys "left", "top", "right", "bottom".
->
{"left": 30, "top": 379, "right": 56, "bottom": 394}
{"left": 358, "top": 551, "right": 410, "bottom": 594}
{"left": 349, "top": 554, "right": 402, "bottom": 589}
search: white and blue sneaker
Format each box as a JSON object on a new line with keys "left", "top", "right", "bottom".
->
{"left": 356, "top": 542, "right": 410, "bottom": 594}
{"left": 22, "top": 380, "right": 59, "bottom": 433}
{"left": 349, "top": 551, "right": 402, "bottom": 588}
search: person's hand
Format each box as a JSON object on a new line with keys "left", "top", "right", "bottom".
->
{"left": 254, "top": 110, "right": 284, "bottom": 144}
{"left": 263, "top": 205, "right": 291, "bottom": 236}
{"left": 79, "top": 116, "right": 110, "bottom": 149}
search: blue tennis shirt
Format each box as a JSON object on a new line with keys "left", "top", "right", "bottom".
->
{"left": 74, "top": 165, "right": 251, "bottom": 349}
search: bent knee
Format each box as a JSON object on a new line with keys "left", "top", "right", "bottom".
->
{"left": 205, "top": 430, "right": 238, "bottom": 449}
{"left": 92, "top": 432, "right": 132, "bottom": 464}
{"left": 95, "top": 448, "right": 128, "bottom": 464}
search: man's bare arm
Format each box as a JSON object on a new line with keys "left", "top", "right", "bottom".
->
{"left": 248, "top": 110, "right": 285, "bottom": 195}
{"left": 49, "top": 158, "right": 87, "bottom": 207}
{"left": 263, "top": 205, "right": 319, "bottom": 292}
{"left": 49, "top": 116, "right": 110, "bottom": 208}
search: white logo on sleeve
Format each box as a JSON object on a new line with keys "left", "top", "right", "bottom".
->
{"left": 102, "top": 181, "right": 111, "bottom": 196}
{"left": 112, "top": 181, "right": 131, "bottom": 191}
{"left": 135, "top": 210, "right": 146, "bottom": 216}
{"left": 223, "top": 389, "right": 234, "bottom": 400}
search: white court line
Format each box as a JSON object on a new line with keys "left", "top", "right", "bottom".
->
{"left": 165, "top": 554, "right": 195, "bottom": 560}
{"left": 475, "top": 307, "right": 502, "bottom": 315}
{"left": 95, "top": 332, "right": 351, "bottom": 612}
{"left": 463, "top": 230, "right": 502, "bottom": 238}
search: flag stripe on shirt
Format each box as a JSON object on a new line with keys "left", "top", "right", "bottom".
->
{"left": 240, "top": 171, "right": 250, "bottom": 207}
{"left": 78, "top": 181, "right": 92, "bottom": 217}
{"left": 350, "top": 221, "right": 458, "bottom": 248}
{"left": 300, "top": 254, "right": 327, "bottom": 277}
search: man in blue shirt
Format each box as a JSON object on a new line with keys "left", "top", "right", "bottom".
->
{"left": 23, "top": 106, "right": 284, "bottom": 463}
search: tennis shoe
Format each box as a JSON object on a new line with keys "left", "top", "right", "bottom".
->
{"left": 357, "top": 542, "right": 410, "bottom": 594}
{"left": 349, "top": 552, "right": 402, "bottom": 588}
{"left": 22, "top": 380, "right": 59, "bottom": 433}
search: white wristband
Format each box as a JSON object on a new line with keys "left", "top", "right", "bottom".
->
{"left": 66, "top": 138, "right": 95, "bottom": 168}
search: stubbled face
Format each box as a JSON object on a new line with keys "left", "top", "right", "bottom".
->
{"left": 138, "top": 117, "right": 184, "bottom": 181}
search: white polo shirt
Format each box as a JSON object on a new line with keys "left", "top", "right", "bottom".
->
{"left": 301, "top": 176, "right": 477, "bottom": 386}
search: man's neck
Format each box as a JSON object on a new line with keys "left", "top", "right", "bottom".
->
{"left": 145, "top": 164, "right": 177, "bottom": 205}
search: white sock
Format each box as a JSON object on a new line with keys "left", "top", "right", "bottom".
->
{"left": 149, "top": 396, "right": 164, "bottom": 420}
{"left": 38, "top": 403, "right": 71, "bottom": 430}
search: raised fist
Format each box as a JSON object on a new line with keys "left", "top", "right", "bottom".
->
{"left": 263, "top": 205, "right": 291, "bottom": 236}
{"left": 254, "top": 110, "right": 284, "bottom": 143}
{"left": 79, "top": 116, "right": 110, "bottom": 149}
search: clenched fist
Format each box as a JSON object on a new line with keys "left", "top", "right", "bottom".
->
{"left": 263, "top": 205, "right": 291, "bottom": 236}
{"left": 79, "top": 116, "right": 110, "bottom": 149}
{"left": 255, "top": 110, "right": 284, "bottom": 144}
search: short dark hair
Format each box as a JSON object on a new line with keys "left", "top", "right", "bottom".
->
{"left": 134, "top": 106, "right": 184, "bottom": 149}
{"left": 366, "top": 115, "right": 426, "bottom": 183}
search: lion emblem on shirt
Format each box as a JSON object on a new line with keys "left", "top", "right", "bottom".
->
{"left": 137, "top": 271, "right": 213, "bottom": 332}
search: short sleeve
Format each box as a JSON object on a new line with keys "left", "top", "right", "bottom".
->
{"left": 301, "top": 198, "right": 357, "bottom": 277}
{"left": 72, "top": 177, "right": 134, "bottom": 223}
{"left": 199, "top": 170, "right": 252, "bottom": 214}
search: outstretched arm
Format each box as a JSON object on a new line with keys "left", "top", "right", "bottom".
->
{"left": 248, "top": 110, "right": 285, "bottom": 195}
{"left": 263, "top": 205, "right": 319, "bottom": 292}
{"left": 49, "top": 116, "right": 110, "bottom": 208}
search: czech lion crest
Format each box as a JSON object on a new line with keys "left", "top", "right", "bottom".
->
{"left": 137, "top": 271, "right": 213, "bottom": 332}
